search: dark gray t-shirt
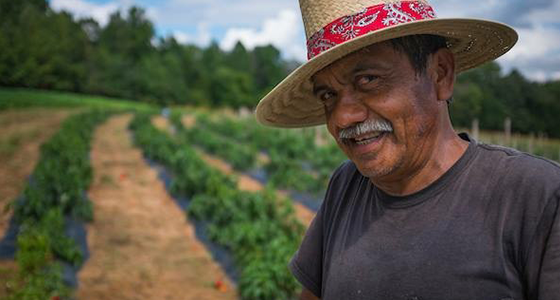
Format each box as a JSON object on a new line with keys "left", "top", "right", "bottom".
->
{"left": 289, "top": 135, "right": 560, "bottom": 300}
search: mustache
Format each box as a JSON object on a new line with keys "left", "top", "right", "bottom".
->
{"left": 338, "top": 119, "right": 393, "bottom": 140}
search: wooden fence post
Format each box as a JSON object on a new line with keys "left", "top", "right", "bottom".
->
{"left": 471, "top": 119, "right": 479, "bottom": 141}
{"left": 528, "top": 133, "right": 535, "bottom": 154}
{"left": 504, "top": 117, "right": 511, "bottom": 146}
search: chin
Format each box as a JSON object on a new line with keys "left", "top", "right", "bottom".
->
{"left": 355, "top": 163, "right": 394, "bottom": 179}
{"left": 351, "top": 154, "right": 403, "bottom": 181}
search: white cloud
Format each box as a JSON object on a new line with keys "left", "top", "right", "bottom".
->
{"left": 430, "top": 0, "right": 560, "bottom": 81}
{"left": 500, "top": 26, "right": 560, "bottom": 61}
{"left": 173, "top": 31, "right": 190, "bottom": 44}
{"left": 172, "top": 22, "right": 212, "bottom": 47}
{"left": 50, "top": 0, "right": 121, "bottom": 26}
{"left": 150, "top": 0, "right": 301, "bottom": 31}
{"left": 49, "top": 0, "right": 560, "bottom": 81}
{"left": 220, "top": 9, "right": 307, "bottom": 61}
{"left": 492, "top": 15, "right": 560, "bottom": 81}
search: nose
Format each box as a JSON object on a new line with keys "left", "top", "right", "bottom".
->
{"left": 329, "top": 91, "right": 368, "bottom": 129}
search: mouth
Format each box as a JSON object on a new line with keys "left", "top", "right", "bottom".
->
{"left": 354, "top": 131, "right": 386, "bottom": 145}
{"left": 342, "top": 131, "right": 388, "bottom": 146}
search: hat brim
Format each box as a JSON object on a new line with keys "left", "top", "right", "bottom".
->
{"left": 255, "top": 18, "right": 518, "bottom": 128}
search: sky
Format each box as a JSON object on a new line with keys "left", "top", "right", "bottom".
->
{"left": 49, "top": 0, "right": 560, "bottom": 82}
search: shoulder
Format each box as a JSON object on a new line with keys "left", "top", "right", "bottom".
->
{"left": 475, "top": 142, "right": 560, "bottom": 188}
{"left": 471, "top": 142, "right": 560, "bottom": 220}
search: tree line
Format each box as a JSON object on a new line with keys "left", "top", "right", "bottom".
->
{"left": 1, "top": 0, "right": 560, "bottom": 136}
{"left": 0, "top": 0, "right": 290, "bottom": 108}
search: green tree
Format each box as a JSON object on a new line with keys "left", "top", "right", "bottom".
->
{"left": 87, "top": 6, "right": 155, "bottom": 99}
{"left": 98, "top": 7, "right": 154, "bottom": 62}
{"left": 226, "top": 42, "right": 252, "bottom": 72}
{"left": 450, "top": 83, "right": 484, "bottom": 127}
{"left": 251, "top": 45, "right": 287, "bottom": 94}
{"left": 209, "top": 67, "right": 255, "bottom": 108}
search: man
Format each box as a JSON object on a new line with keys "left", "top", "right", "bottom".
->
{"left": 255, "top": 0, "right": 560, "bottom": 299}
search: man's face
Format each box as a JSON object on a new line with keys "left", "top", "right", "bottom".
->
{"left": 312, "top": 41, "right": 443, "bottom": 182}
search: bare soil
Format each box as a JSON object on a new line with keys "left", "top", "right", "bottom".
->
{"left": 181, "top": 115, "right": 196, "bottom": 129}
{"left": 152, "top": 115, "right": 174, "bottom": 133}
{"left": 0, "top": 108, "right": 76, "bottom": 238}
{"left": 77, "top": 114, "right": 237, "bottom": 300}
{"left": 0, "top": 260, "right": 17, "bottom": 298}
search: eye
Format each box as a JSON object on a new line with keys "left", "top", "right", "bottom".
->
{"left": 320, "top": 90, "right": 336, "bottom": 102}
{"left": 318, "top": 90, "right": 337, "bottom": 112}
{"left": 357, "top": 74, "right": 378, "bottom": 86}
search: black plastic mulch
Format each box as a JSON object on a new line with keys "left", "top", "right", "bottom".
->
{"left": 0, "top": 189, "right": 91, "bottom": 288}
{"left": 246, "top": 168, "right": 323, "bottom": 212}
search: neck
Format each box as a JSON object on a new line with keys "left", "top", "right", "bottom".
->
{"left": 372, "top": 121, "right": 468, "bottom": 197}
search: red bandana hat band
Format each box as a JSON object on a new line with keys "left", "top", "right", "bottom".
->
{"left": 306, "top": 1, "right": 437, "bottom": 60}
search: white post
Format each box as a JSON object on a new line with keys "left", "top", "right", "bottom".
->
{"left": 471, "top": 119, "right": 479, "bottom": 141}
{"left": 504, "top": 117, "right": 511, "bottom": 146}
{"left": 528, "top": 133, "right": 535, "bottom": 154}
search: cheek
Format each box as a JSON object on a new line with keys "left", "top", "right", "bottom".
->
{"left": 384, "top": 91, "right": 435, "bottom": 139}
{"left": 326, "top": 121, "right": 337, "bottom": 140}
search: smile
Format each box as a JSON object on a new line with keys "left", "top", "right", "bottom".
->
{"left": 354, "top": 131, "right": 386, "bottom": 145}
{"left": 341, "top": 131, "right": 388, "bottom": 148}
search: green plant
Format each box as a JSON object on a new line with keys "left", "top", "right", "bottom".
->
{"left": 8, "top": 109, "right": 111, "bottom": 299}
{"left": 7, "top": 224, "right": 69, "bottom": 300}
{"left": 130, "top": 113, "right": 304, "bottom": 300}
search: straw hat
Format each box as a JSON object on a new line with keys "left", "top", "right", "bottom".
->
{"left": 255, "top": 0, "right": 518, "bottom": 128}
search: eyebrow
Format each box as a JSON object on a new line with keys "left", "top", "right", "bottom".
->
{"left": 311, "top": 60, "right": 391, "bottom": 96}
{"left": 351, "top": 61, "right": 390, "bottom": 74}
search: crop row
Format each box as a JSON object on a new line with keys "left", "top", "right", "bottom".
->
{"left": 169, "top": 112, "right": 258, "bottom": 171}
{"left": 130, "top": 113, "right": 304, "bottom": 300}
{"left": 8, "top": 110, "right": 111, "bottom": 299}
{"left": 181, "top": 112, "right": 347, "bottom": 195}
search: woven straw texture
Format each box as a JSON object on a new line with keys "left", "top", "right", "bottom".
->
{"left": 300, "top": 0, "right": 424, "bottom": 38}
{"left": 256, "top": 0, "right": 518, "bottom": 128}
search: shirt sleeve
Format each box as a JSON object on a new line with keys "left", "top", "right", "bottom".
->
{"left": 289, "top": 205, "right": 324, "bottom": 298}
{"left": 288, "top": 161, "right": 352, "bottom": 299}
{"left": 524, "top": 190, "right": 560, "bottom": 299}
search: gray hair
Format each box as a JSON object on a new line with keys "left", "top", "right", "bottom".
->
{"left": 339, "top": 119, "right": 393, "bottom": 140}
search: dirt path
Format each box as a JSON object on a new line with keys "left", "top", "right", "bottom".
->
{"left": 77, "top": 114, "right": 237, "bottom": 300}
{"left": 152, "top": 115, "right": 174, "bottom": 133}
{"left": 0, "top": 108, "right": 76, "bottom": 237}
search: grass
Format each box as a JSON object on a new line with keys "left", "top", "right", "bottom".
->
{"left": 0, "top": 88, "right": 157, "bottom": 112}
{"left": 459, "top": 129, "right": 560, "bottom": 162}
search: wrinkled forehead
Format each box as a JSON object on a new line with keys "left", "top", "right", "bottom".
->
{"left": 310, "top": 40, "right": 398, "bottom": 83}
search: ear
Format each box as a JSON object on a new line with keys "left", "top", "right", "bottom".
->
{"left": 429, "top": 48, "right": 455, "bottom": 102}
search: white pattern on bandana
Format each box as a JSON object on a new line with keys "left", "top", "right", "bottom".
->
{"left": 330, "top": 8, "right": 381, "bottom": 41}
{"left": 409, "top": 2, "right": 437, "bottom": 19}
{"left": 382, "top": 3, "right": 414, "bottom": 26}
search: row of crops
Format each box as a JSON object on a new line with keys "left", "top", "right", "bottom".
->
{"left": 130, "top": 114, "right": 305, "bottom": 300}
{"left": 169, "top": 111, "right": 347, "bottom": 197}
{"left": 7, "top": 110, "right": 111, "bottom": 299}
{"left": 2, "top": 104, "right": 342, "bottom": 299}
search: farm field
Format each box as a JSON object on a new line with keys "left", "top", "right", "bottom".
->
{"left": 0, "top": 108, "right": 79, "bottom": 235}
{"left": 77, "top": 114, "right": 237, "bottom": 300}
{"left": 1, "top": 88, "right": 560, "bottom": 299}
{"left": 0, "top": 107, "right": 80, "bottom": 299}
